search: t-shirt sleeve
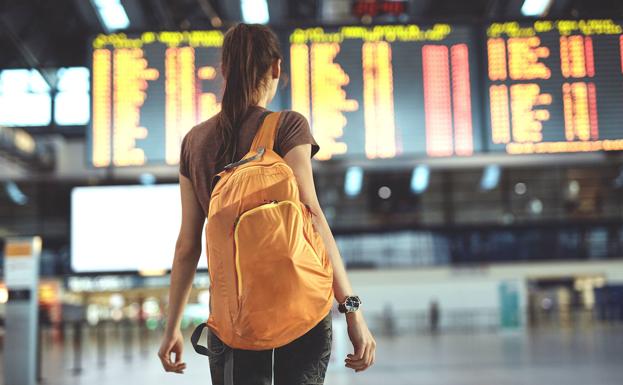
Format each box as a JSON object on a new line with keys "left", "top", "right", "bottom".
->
{"left": 179, "top": 131, "right": 192, "bottom": 178}
{"left": 275, "top": 111, "right": 320, "bottom": 158}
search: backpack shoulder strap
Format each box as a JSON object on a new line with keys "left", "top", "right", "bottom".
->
{"left": 216, "top": 111, "right": 281, "bottom": 178}
{"left": 250, "top": 111, "right": 281, "bottom": 152}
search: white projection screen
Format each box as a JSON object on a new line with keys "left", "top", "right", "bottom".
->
{"left": 71, "top": 184, "right": 207, "bottom": 273}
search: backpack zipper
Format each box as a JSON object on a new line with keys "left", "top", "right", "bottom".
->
{"left": 232, "top": 200, "right": 278, "bottom": 231}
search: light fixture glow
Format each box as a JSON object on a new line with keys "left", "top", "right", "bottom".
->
{"left": 138, "top": 269, "right": 167, "bottom": 277}
{"left": 92, "top": 0, "right": 130, "bottom": 32}
{"left": 521, "top": 0, "right": 553, "bottom": 17}
{"left": 139, "top": 173, "right": 157, "bottom": 185}
{"left": 514, "top": 182, "right": 527, "bottom": 195}
{"left": 529, "top": 198, "right": 543, "bottom": 214}
{"left": 0, "top": 69, "right": 51, "bottom": 126}
{"left": 55, "top": 67, "right": 90, "bottom": 126}
{"left": 480, "top": 165, "right": 501, "bottom": 191}
{"left": 0, "top": 286, "right": 7, "bottom": 304}
{"left": 378, "top": 186, "right": 392, "bottom": 200}
{"left": 410, "top": 165, "right": 430, "bottom": 194}
{"left": 241, "top": 0, "right": 270, "bottom": 24}
{"left": 344, "top": 166, "right": 364, "bottom": 197}
{"left": 5, "top": 181, "right": 28, "bottom": 206}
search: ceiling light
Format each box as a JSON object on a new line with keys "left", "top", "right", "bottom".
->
{"left": 241, "top": 0, "right": 270, "bottom": 24}
{"left": 521, "top": 0, "right": 553, "bottom": 17}
{"left": 92, "top": 0, "right": 131, "bottom": 32}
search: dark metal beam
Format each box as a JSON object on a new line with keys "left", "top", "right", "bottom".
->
{"left": 122, "top": 0, "right": 149, "bottom": 30}
{"left": 0, "top": 126, "right": 56, "bottom": 172}
{"left": 196, "top": 0, "right": 222, "bottom": 27}
{"left": 0, "top": 15, "right": 55, "bottom": 88}
{"left": 151, "top": 0, "right": 175, "bottom": 30}
{"left": 217, "top": 0, "right": 242, "bottom": 23}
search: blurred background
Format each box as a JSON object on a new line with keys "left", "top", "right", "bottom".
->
{"left": 2, "top": 0, "right": 623, "bottom": 384}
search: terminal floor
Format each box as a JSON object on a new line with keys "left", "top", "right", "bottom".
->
{"left": 2, "top": 325, "right": 622, "bottom": 385}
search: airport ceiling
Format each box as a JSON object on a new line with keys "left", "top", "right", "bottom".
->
{"left": 0, "top": 0, "right": 622, "bottom": 69}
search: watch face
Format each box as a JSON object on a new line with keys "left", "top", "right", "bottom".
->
{"left": 345, "top": 296, "right": 361, "bottom": 311}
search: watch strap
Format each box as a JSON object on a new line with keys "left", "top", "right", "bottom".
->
{"left": 338, "top": 302, "right": 347, "bottom": 313}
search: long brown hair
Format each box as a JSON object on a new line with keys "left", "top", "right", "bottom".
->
{"left": 217, "top": 23, "right": 282, "bottom": 164}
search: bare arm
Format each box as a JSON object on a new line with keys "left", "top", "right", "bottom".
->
{"left": 283, "top": 148, "right": 353, "bottom": 304}
{"left": 284, "top": 144, "right": 376, "bottom": 372}
{"left": 158, "top": 174, "right": 205, "bottom": 374}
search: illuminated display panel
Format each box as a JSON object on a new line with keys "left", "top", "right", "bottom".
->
{"left": 89, "top": 31, "right": 224, "bottom": 167}
{"left": 288, "top": 24, "right": 482, "bottom": 160}
{"left": 485, "top": 20, "right": 623, "bottom": 154}
{"left": 71, "top": 184, "right": 207, "bottom": 273}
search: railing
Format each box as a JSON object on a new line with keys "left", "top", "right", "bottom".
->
{"left": 335, "top": 222, "right": 623, "bottom": 268}
{"left": 367, "top": 306, "right": 623, "bottom": 336}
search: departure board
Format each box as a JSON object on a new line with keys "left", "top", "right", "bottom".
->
{"left": 89, "top": 31, "right": 224, "bottom": 167}
{"left": 485, "top": 20, "right": 623, "bottom": 154}
{"left": 288, "top": 24, "right": 482, "bottom": 160}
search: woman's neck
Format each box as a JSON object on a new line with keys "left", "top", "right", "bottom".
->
{"left": 255, "top": 91, "right": 270, "bottom": 108}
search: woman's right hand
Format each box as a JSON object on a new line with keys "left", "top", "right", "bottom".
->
{"left": 345, "top": 311, "right": 376, "bottom": 372}
{"left": 157, "top": 328, "right": 187, "bottom": 374}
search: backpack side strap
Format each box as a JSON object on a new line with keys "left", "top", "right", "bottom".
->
{"left": 250, "top": 112, "right": 282, "bottom": 152}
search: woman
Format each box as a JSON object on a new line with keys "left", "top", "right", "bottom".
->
{"left": 158, "top": 23, "right": 376, "bottom": 385}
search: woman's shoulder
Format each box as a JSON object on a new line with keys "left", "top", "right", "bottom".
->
{"left": 273, "top": 110, "right": 318, "bottom": 157}
{"left": 184, "top": 114, "right": 220, "bottom": 143}
{"left": 275, "top": 110, "right": 311, "bottom": 139}
{"left": 278, "top": 110, "right": 309, "bottom": 127}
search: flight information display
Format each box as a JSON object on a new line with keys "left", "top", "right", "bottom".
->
{"left": 288, "top": 24, "right": 482, "bottom": 160}
{"left": 89, "top": 31, "right": 224, "bottom": 167}
{"left": 485, "top": 19, "right": 623, "bottom": 154}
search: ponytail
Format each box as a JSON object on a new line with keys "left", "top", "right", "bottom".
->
{"left": 217, "top": 23, "right": 282, "bottom": 163}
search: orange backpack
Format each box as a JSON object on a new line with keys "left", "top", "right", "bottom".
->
{"left": 201, "top": 111, "right": 334, "bottom": 350}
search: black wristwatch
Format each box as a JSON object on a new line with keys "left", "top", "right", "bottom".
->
{"left": 338, "top": 295, "right": 362, "bottom": 313}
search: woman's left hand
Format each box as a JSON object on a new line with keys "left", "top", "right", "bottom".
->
{"left": 345, "top": 311, "right": 376, "bottom": 372}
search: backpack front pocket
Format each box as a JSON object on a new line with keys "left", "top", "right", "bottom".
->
{"left": 232, "top": 200, "right": 331, "bottom": 342}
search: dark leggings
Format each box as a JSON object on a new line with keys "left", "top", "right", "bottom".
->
{"left": 206, "top": 312, "right": 332, "bottom": 385}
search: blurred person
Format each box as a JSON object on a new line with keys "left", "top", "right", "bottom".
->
{"left": 382, "top": 302, "right": 397, "bottom": 337}
{"left": 157, "top": 23, "right": 376, "bottom": 385}
{"left": 429, "top": 299, "right": 440, "bottom": 334}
